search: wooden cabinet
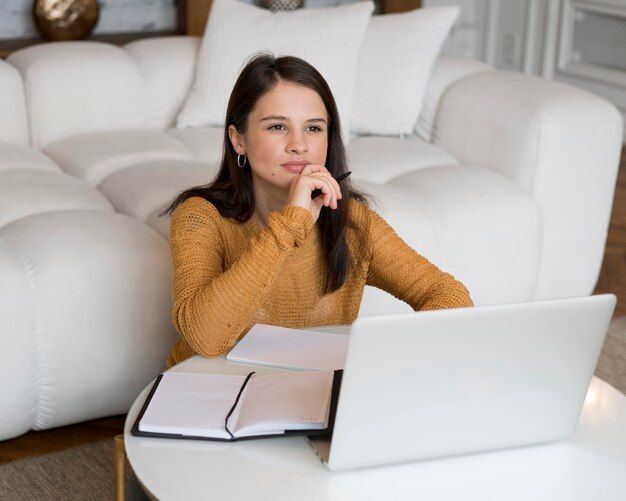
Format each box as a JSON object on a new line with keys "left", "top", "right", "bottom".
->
{"left": 381, "top": 0, "right": 421, "bottom": 14}
{"left": 179, "top": 0, "right": 214, "bottom": 37}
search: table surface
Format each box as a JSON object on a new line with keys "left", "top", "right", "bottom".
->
{"left": 125, "top": 355, "right": 626, "bottom": 501}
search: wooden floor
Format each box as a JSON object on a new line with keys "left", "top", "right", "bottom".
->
{"left": 0, "top": 415, "right": 125, "bottom": 465}
{"left": 593, "top": 144, "right": 626, "bottom": 316}
{"left": 1, "top": 145, "right": 625, "bottom": 464}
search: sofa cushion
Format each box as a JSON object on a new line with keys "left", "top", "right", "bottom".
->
{"left": 0, "top": 237, "right": 38, "bottom": 440}
{"left": 0, "top": 60, "right": 29, "bottom": 145}
{"left": 176, "top": 0, "right": 374, "bottom": 142}
{"left": 167, "top": 127, "right": 224, "bottom": 164}
{"left": 8, "top": 42, "right": 146, "bottom": 149}
{"left": 98, "top": 160, "right": 219, "bottom": 224}
{"left": 124, "top": 37, "right": 200, "bottom": 130}
{"left": 356, "top": 181, "right": 443, "bottom": 266}
{"left": 346, "top": 135, "right": 458, "bottom": 184}
{"left": 387, "top": 165, "right": 542, "bottom": 305}
{"left": 350, "top": 7, "right": 458, "bottom": 137}
{"left": 0, "top": 170, "right": 113, "bottom": 228}
{"left": 44, "top": 130, "right": 194, "bottom": 185}
{"left": 0, "top": 142, "right": 61, "bottom": 172}
{"left": 0, "top": 211, "right": 177, "bottom": 429}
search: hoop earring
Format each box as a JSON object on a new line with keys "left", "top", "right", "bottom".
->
{"left": 237, "top": 154, "right": 247, "bottom": 168}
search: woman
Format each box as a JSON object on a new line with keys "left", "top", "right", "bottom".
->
{"left": 164, "top": 54, "right": 472, "bottom": 367}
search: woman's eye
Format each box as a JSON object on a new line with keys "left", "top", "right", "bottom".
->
{"left": 307, "top": 126, "right": 323, "bottom": 133}
{"left": 269, "top": 124, "right": 286, "bottom": 131}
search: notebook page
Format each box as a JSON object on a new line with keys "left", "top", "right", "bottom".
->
{"left": 234, "top": 371, "right": 334, "bottom": 437}
{"left": 139, "top": 372, "right": 246, "bottom": 439}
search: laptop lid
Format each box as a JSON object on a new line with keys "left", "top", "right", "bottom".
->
{"left": 322, "top": 294, "right": 615, "bottom": 471}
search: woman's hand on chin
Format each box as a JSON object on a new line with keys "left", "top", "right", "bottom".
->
{"left": 287, "top": 165, "right": 342, "bottom": 222}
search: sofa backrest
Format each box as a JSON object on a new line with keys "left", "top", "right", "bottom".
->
{"left": 8, "top": 42, "right": 147, "bottom": 149}
{"left": 0, "top": 60, "right": 29, "bottom": 145}
{"left": 5, "top": 37, "right": 200, "bottom": 150}
{"left": 3, "top": 36, "right": 491, "bottom": 150}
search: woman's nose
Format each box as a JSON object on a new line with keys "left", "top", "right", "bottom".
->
{"left": 286, "top": 131, "right": 308, "bottom": 154}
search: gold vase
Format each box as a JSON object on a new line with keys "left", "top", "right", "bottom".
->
{"left": 33, "top": 0, "right": 100, "bottom": 42}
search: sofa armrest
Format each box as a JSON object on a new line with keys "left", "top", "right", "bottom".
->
{"left": 416, "top": 55, "right": 494, "bottom": 142}
{"left": 433, "top": 70, "right": 623, "bottom": 299}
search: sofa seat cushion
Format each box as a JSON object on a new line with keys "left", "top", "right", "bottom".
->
{"left": 0, "top": 142, "right": 61, "bottom": 172}
{"left": 44, "top": 130, "right": 194, "bottom": 185}
{"left": 0, "top": 210, "right": 178, "bottom": 430}
{"left": 98, "top": 159, "right": 219, "bottom": 226}
{"left": 349, "top": 180, "right": 445, "bottom": 317}
{"left": 167, "top": 127, "right": 224, "bottom": 164}
{"left": 356, "top": 180, "right": 443, "bottom": 266}
{"left": 0, "top": 170, "right": 113, "bottom": 228}
{"left": 347, "top": 135, "right": 458, "bottom": 184}
{"left": 387, "top": 165, "right": 542, "bottom": 305}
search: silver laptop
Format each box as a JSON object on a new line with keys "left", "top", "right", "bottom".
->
{"left": 309, "top": 294, "right": 616, "bottom": 471}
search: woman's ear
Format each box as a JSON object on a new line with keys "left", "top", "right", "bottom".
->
{"left": 228, "top": 125, "right": 245, "bottom": 155}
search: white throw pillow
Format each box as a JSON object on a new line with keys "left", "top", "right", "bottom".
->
{"left": 350, "top": 6, "right": 459, "bottom": 137}
{"left": 177, "top": 0, "right": 374, "bottom": 142}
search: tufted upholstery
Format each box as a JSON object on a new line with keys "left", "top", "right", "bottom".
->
{"left": 0, "top": 36, "right": 622, "bottom": 440}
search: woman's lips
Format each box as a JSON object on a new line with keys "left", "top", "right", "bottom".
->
{"left": 281, "top": 161, "right": 308, "bottom": 173}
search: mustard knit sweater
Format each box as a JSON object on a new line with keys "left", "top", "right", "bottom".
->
{"left": 166, "top": 197, "right": 473, "bottom": 367}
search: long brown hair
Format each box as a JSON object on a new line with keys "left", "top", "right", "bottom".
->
{"left": 163, "top": 54, "right": 366, "bottom": 292}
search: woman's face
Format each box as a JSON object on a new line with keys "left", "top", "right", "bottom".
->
{"left": 228, "top": 80, "right": 329, "bottom": 202}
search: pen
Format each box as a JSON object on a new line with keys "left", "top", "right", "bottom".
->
{"left": 311, "top": 171, "right": 352, "bottom": 199}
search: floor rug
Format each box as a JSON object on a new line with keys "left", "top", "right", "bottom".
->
{"left": 0, "top": 438, "right": 148, "bottom": 501}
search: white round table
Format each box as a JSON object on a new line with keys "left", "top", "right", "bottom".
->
{"left": 125, "top": 355, "right": 626, "bottom": 500}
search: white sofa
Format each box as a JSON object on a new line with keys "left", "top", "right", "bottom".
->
{"left": 0, "top": 36, "right": 622, "bottom": 441}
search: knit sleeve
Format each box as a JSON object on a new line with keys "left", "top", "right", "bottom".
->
{"left": 361, "top": 205, "right": 473, "bottom": 311}
{"left": 170, "top": 198, "right": 315, "bottom": 357}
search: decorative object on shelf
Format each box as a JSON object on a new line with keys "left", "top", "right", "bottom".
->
{"left": 262, "top": 0, "right": 303, "bottom": 12}
{"left": 33, "top": 0, "right": 100, "bottom": 41}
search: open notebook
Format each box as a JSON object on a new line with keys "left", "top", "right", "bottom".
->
{"left": 131, "top": 370, "right": 342, "bottom": 441}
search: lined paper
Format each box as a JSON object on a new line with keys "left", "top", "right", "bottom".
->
{"left": 139, "top": 373, "right": 246, "bottom": 439}
{"left": 234, "top": 371, "right": 334, "bottom": 436}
